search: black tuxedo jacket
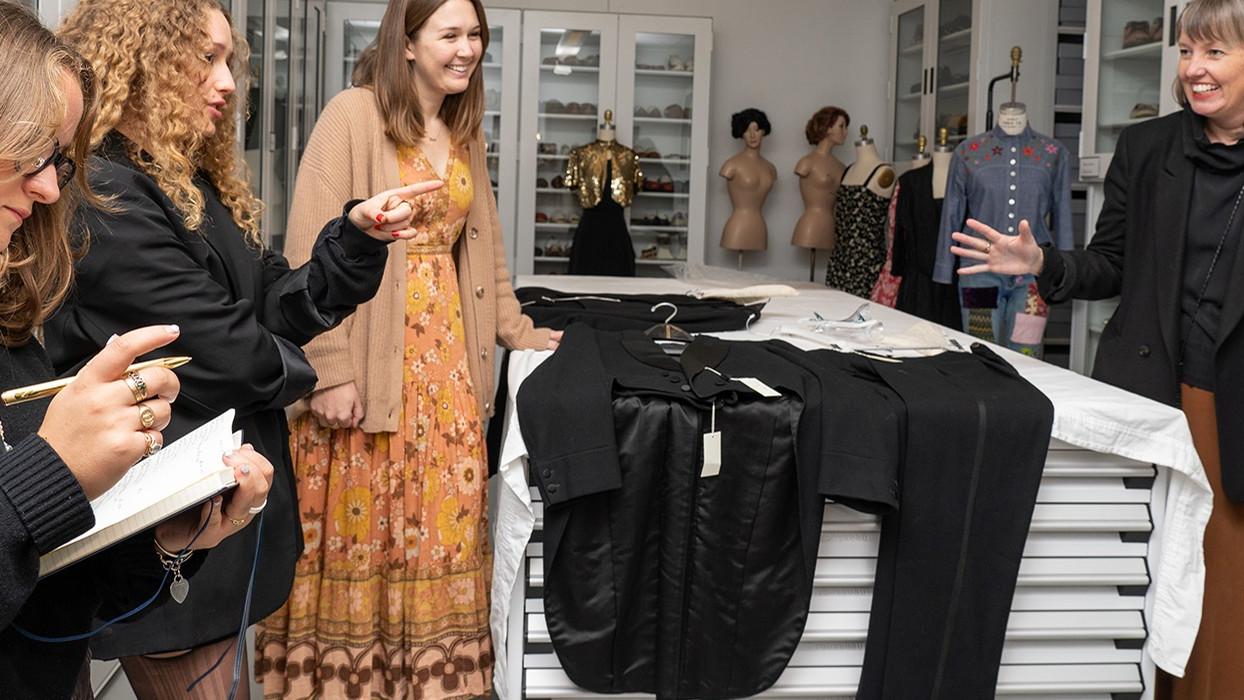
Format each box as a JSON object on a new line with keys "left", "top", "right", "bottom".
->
{"left": 1038, "top": 111, "right": 1244, "bottom": 498}
{"left": 42, "top": 133, "right": 389, "bottom": 655}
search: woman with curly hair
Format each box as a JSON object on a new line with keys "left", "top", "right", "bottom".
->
{"left": 0, "top": 1, "right": 274, "bottom": 696}
{"left": 254, "top": 0, "right": 558, "bottom": 697}
{"left": 44, "top": 0, "right": 443, "bottom": 695}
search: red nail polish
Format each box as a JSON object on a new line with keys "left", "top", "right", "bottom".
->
{"left": 392, "top": 231, "right": 401, "bottom": 238}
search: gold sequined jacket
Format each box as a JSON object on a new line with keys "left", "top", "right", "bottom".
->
{"left": 563, "top": 140, "right": 643, "bottom": 208}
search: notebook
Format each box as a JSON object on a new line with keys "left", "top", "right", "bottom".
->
{"left": 39, "top": 409, "right": 241, "bottom": 577}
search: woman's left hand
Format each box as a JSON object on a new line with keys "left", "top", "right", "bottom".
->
{"left": 547, "top": 329, "right": 564, "bottom": 351}
{"left": 154, "top": 444, "right": 275, "bottom": 552}
{"left": 347, "top": 180, "right": 446, "bottom": 241}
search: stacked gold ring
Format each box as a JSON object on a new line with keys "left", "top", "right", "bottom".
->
{"left": 138, "top": 403, "right": 157, "bottom": 430}
{"left": 142, "top": 431, "right": 161, "bottom": 458}
{"left": 124, "top": 370, "right": 148, "bottom": 403}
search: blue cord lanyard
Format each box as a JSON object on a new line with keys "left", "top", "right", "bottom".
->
{"left": 12, "top": 503, "right": 266, "bottom": 700}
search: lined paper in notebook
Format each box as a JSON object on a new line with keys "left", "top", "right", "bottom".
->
{"left": 39, "top": 409, "right": 241, "bottom": 577}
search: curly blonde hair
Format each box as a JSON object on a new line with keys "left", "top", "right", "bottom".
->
{"left": 59, "top": 0, "right": 263, "bottom": 245}
{"left": 0, "top": 0, "right": 96, "bottom": 345}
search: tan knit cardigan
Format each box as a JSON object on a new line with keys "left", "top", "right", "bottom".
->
{"left": 285, "top": 87, "right": 550, "bottom": 433}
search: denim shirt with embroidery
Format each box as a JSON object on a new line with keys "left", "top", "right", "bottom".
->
{"left": 933, "top": 126, "right": 1074, "bottom": 284}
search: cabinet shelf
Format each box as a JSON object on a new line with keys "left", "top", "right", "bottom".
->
{"left": 639, "top": 157, "right": 691, "bottom": 165}
{"left": 636, "top": 191, "right": 690, "bottom": 199}
{"left": 1102, "top": 42, "right": 1161, "bottom": 61}
{"left": 635, "top": 68, "right": 693, "bottom": 77}
{"left": 540, "top": 64, "right": 600, "bottom": 74}
{"left": 631, "top": 224, "right": 688, "bottom": 233}
{"left": 940, "top": 27, "right": 972, "bottom": 46}
{"left": 537, "top": 113, "right": 599, "bottom": 121}
{"left": 900, "top": 42, "right": 923, "bottom": 56}
{"left": 634, "top": 117, "right": 692, "bottom": 125}
{"left": 536, "top": 154, "right": 570, "bottom": 161}
{"left": 939, "top": 80, "right": 970, "bottom": 94}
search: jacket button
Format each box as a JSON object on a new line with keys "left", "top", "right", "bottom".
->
{"left": 469, "top": 227, "right": 479, "bottom": 239}
{"left": 547, "top": 483, "right": 559, "bottom": 495}
{"left": 475, "top": 286, "right": 485, "bottom": 299}
{"left": 542, "top": 469, "right": 553, "bottom": 479}
{"left": 480, "top": 348, "right": 488, "bottom": 360}
{"left": 484, "top": 401, "right": 491, "bottom": 412}
{"left": 680, "top": 384, "right": 691, "bottom": 392}
{"left": 1138, "top": 345, "right": 1151, "bottom": 358}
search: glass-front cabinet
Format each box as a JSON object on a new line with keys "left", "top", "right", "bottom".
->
{"left": 1081, "top": 0, "right": 1185, "bottom": 176}
{"left": 323, "top": 2, "right": 522, "bottom": 266}
{"left": 935, "top": 0, "right": 974, "bottom": 145}
{"left": 892, "top": 3, "right": 928, "bottom": 164}
{"left": 515, "top": 11, "right": 711, "bottom": 275}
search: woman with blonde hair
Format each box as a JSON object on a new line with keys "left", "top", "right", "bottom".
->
{"left": 0, "top": 1, "right": 273, "bottom": 696}
{"left": 255, "top": 0, "right": 558, "bottom": 696}
{"left": 46, "top": 0, "right": 442, "bottom": 695}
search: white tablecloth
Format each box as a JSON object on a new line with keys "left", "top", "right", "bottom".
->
{"left": 489, "top": 275, "right": 1211, "bottom": 698}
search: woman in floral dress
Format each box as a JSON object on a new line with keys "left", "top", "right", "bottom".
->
{"left": 256, "top": 0, "right": 559, "bottom": 697}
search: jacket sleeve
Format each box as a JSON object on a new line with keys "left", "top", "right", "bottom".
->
{"left": 58, "top": 170, "right": 368, "bottom": 418}
{"left": 933, "top": 151, "right": 969, "bottom": 283}
{"left": 1037, "top": 130, "right": 1129, "bottom": 303}
{"left": 0, "top": 436, "right": 93, "bottom": 629}
{"left": 282, "top": 94, "right": 367, "bottom": 391}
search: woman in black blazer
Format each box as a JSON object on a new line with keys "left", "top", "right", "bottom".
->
{"left": 45, "top": 0, "right": 442, "bottom": 696}
{"left": 950, "top": 1, "right": 1244, "bottom": 697}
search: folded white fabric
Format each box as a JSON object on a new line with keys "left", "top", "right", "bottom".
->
{"left": 688, "top": 284, "right": 800, "bottom": 304}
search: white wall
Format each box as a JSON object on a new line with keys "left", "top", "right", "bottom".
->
{"left": 497, "top": 0, "right": 893, "bottom": 281}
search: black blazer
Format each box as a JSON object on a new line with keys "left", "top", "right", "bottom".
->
{"left": 42, "top": 134, "right": 390, "bottom": 655}
{"left": 1039, "top": 111, "right": 1244, "bottom": 498}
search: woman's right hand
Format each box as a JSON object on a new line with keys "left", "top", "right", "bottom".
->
{"left": 950, "top": 218, "right": 1046, "bottom": 276}
{"left": 309, "top": 381, "right": 363, "bottom": 429}
{"left": 37, "top": 325, "right": 182, "bottom": 500}
{"left": 347, "top": 180, "right": 445, "bottom": 241}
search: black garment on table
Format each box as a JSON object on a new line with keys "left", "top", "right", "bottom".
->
{"left": 514, "top": 287, "right": 763, "bottom": 332}
{"left": 41, "top": 131, "right": 389, "bottom": 657}
{"left": 1178, "top": 106, "right": 1244, "bottom": 391}
{"left": 517, "top": 325, "right": 901, "bottom": 699}
{"left": 856, "top": 344, "right": 1053, "bottom": 700}
{"left": 0, "top": 341, "right": 203, "bottom": 699}
{"left": 568, "top": 161, "right": 635, "bottom": 276}
{"left": 892, "top": 165, "right": 962, "bottom": 329}
{"left": 825, "top": 163, "right": 892, "bottom": 297}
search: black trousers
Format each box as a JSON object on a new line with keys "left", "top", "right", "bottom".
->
{"left": 857, "top": 346, "right": 1054, "bottom": 699}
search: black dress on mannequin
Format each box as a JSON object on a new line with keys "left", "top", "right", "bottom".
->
{"left": 892, "top": 165, "right": 961, "bottom": 328}
{"left": 568, "top": 161, "right": 635, "bottom": 276}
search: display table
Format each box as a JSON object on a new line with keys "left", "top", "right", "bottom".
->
{"left": 490, "top": 275, "right": 1210, "bottom": 700}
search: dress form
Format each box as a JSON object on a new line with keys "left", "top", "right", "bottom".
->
{"left": 720, "top": 118, "right": 777, "bottom": 268}
{"left": 840, "top": 125, "right": 896, "bottom": 198}
{"left": 792, "top": 112, "right": 848, "bottom": 280}
{"left": 932, "top": 127, "right": 953, "bottom": 199}
{"left": 998, "top": 102, "right": 1028, "bottom": 135}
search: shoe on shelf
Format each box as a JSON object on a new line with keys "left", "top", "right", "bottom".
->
{"left": 536, "top": 177, "right": 549, "bottom": 188}
{"left": 1151, "top": 15, "right": 1164, "bottom": 42}
{"left": 535, "top": 212, "right": 549, "bottom": 223}
{"left": 671, "top": 212, "right": 687, "bottom": 227}
{"left": 1122, "top": 20, "right": 1154, "bottom": 49}
{"left": 559, "top": 144, "right": 571, "bottom": 155}
{"left": 1129, "top": 103, "right": 1158, "bottom": 119}
{"left": 663, "top": 104, "right": 686, "bottom": 119}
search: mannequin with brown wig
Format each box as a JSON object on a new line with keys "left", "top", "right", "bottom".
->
{"left": 719, "top": 107, "right": 776, "bottom": 266}
{"left": 792, "top": 105, "right": 849, "bottom": 280}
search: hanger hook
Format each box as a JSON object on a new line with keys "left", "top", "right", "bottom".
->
{"left": 650, "top": 302, "right": 678, "bottom": 324}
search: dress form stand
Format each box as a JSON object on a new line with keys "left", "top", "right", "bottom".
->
{"left": 910, "top": 135, "right": 931, "bottom": 170}
{"left": 792, "top": 107, "right": 849, "bottom": 281}
{"left": 564, "top": 109, "right": 644, "bottom": 276}
{"left": 932, "top": 127, "right": 953, "bottom": 199}
{"left": 720, "top": 111, "right": 776, "bottom": 269}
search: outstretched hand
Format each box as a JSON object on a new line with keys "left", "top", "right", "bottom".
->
{"left": 347, "top": 180, "right": 445, "bottom": 241}
{"left": 949, "top": 218, "right": 1046, "bottom": 276}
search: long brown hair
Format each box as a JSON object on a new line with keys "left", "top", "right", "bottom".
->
{"left": 353, "top": 0, "right": 489, "bottom": 147}
{"left": 59, "top": 0, "right": 264, "bottom": 245}
{"left": 0, "top": 0, "right": 97, "bottom": 345}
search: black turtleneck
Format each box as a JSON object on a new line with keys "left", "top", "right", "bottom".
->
{"left": 1179, "top": 106, "right": 1244, "bottom": 390}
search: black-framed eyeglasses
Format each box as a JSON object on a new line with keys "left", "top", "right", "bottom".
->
{"left": 16, "top": 144, "right": 76, "bottom": 190}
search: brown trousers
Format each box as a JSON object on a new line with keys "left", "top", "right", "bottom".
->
{"left": 119, "top": 636, "right": 251, "bottom": 700}
{"left": 1156, "top": 385, "right": 1244, "bottom": 699}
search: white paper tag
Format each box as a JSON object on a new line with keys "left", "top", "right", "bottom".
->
{"left": 701, "top": 431, "right": 722, "bottom": 477}
{"left": 735, "top": 377, "right": 781, "bottom": 398}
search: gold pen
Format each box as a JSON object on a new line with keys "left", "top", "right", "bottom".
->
{"left": 1, "top": 356, "right": 192, "bottom": 406}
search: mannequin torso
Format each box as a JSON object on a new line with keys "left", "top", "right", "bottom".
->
{"left": 841, "top": 139, "right": 896, "bottom": 198}
{"left": 791, "top": 138, "right": 846, "bottom": 250}
{"left": 720, "top": 147, "right": 777, "bottom": 251}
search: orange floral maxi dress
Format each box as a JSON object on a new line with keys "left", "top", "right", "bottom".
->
{"left": 257, "top": 142, "right": 493, "bottom": 699}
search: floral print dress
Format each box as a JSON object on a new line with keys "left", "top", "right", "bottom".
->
{"left": 257, "top": 142, "right": 493, "bottom": 699}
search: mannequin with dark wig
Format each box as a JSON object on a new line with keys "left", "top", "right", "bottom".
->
{"left": 719, "top": 107, "right": 775, "bottom": 264}
{"left": 792, "top": 106, "right": 849, "bottom": 278}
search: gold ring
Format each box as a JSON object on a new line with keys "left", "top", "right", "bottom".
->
{"left": 229, "top": 515, "right": 247, "bottom": 527}
{"left": 142, "top": 431, "right": 161, "bottom": 457}
{"left": 138, "top": 403, "right": 157, "bottom": 430}
{"left": 124, "top": 371, "right": 148, "bottom": 403}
